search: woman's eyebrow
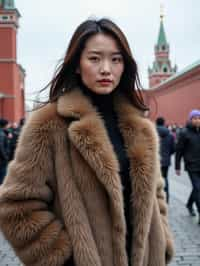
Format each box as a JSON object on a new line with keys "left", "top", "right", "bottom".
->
{"left": 87, "top": 50, "right": 101, "bottom": 55}
{"left": 87, "top": 50, "right": 122, "bottom": 55}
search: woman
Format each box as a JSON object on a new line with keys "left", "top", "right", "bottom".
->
{"left": 0, "top": 18, "right": 174, "bottom": 266}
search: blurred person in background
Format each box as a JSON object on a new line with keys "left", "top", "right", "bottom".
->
{"left": 156, "top": 117, "right": 175, "bottom": 203}
{"left": 175, "top": 109, "right": 200, "bottom": 224}
{"left": 0, "top": 118, "right": 9, "bottom": 184}
{"left": 6, "top": 122, "right": 21, "bottom": 161}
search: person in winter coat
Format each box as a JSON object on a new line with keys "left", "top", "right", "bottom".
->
{"left": 0, "top": 118, "right": 9, "bottom": 184}
{"left": 7, "top": 124, "right": 20, "bottom": 161}
{"left": 175, "top": 109, "right": 200, "bottom": 224}
{"left": 156, "top": 117, "right": 175, "bottom": 203}
{"left": 0, "top": 18, "right": 174, "bottom": 266}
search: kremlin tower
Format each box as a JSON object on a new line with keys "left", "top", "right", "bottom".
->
{"left": 148, "top": 10, "right": 177, "bottom": 88}
{"left": 0, "top": 0, "right": 25, "bottom": 122}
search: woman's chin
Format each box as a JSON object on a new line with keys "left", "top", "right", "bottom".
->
{"left": 95, "top": 86, "right": 115, "bottom": 95}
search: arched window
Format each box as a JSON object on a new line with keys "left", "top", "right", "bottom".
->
{"left": 163, "top": 67, "right": 168, "bottom": 73}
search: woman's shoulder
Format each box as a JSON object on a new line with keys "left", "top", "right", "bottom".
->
{"left": 15, "top": 103, "right": 70, "bottom": 151}
{"left": 137, "top": 115, "right": 158, "bottom": 141}
{"left": 116, "top": 94, "right": 158, "bottom": 141}
{"left": 29, "top": 102, "right": 57, "bottom": 124}
{"left": 129, "top": 105, "right": 157, "bottom": 138}
{"left": 25, "top": 102, "right": 66, "bottom": 132}
{"left": 17, "top": 102, "right": 68, "bottom": 148}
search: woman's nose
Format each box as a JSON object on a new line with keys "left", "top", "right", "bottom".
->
{"left": 100, "top": 61, "right": 111, "bottom": 74}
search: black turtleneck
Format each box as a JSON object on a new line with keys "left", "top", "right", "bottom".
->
{"left": 81, "top": 86, "right": 133, "bottom": 264}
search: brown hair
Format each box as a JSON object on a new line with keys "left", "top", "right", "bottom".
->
{"left": 41, "top": 18, "right": 148, "bottom": 111}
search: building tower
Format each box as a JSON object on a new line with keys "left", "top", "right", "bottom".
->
{"left": 148, "top": 9, "right": 177, "bottom": 88}
{"left": 0, "top": 0, "right": 25, "bottom": 122}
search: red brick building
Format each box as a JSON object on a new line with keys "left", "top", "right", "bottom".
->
{"left": 145, "top": 61, "right": 200, "bottom": 125}
{"left": 0, "top": 0, "right": 25, "bottom": 122}
{"left": 145, "top": 14, "right": 200, "bottom": 126}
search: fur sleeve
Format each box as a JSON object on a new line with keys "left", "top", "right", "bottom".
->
{"left": 0, "top": 117, "right": 72, "bottom": 266}
{"left": 156, "top": 173, "right": 175, "bottom": 264}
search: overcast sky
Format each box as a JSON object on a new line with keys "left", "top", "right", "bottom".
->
{"left": 15, "top": 0, "right": 200, "bottom": 104}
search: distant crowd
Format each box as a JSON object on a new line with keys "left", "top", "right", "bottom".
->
{"left": 156, "top": 109, "right": 200, "bottom": 225}
{"left": 166, "top": 124, "right": 183, "bottom": 143}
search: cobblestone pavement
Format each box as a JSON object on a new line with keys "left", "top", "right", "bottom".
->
{"left": 169, "top": 166, "right": 200, "bottom": 266}
{"left": 0, "top": 163, "right": 200, "bottom": 265}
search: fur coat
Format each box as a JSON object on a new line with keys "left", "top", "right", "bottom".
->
{"left": 0, "top": 88, "right": 174, "bottom": 266}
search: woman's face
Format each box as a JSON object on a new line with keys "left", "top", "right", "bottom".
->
{"left": 191, "top": 116, "right": 200, "bottom": 128}
{"left": 78, "top": 33, "right": 124, "bottom": 95}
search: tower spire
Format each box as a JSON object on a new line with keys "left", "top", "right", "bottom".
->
{"left": 160, "top": 3, "right": 164, "bottom": 21}
{"left": 157, "top": 4, "right": 167, "bottom": 47}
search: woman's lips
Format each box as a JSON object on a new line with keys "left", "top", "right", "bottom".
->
{"left": 97, "top": 80, "right": 112, "bottom": 86}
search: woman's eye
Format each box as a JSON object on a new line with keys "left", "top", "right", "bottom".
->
{"left": 89, "top": 57, "right": 100, "bottom": 62}
{"left": 112, "top": 57, "right": 123, "bottom": 63}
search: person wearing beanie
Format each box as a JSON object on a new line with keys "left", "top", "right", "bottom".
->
{"left": 189, "top": 109, "right": 200, "bottom": 121}
{"left": 0, "top": 118, "right": 9, "bottom": 184}
{"left": 175, "top": 109, "right": 200, "bottom": 224}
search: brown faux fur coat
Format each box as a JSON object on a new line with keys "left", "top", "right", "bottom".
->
{"left": 0, "top": 88, "right": 174, "bottom": 266}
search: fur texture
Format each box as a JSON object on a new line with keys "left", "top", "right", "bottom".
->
{"left": 0, "top": 88, "right": 174, "bottom": 266}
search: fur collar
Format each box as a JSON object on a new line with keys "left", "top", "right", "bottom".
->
{"left": 57, "top": 87, "right": 160, "bottom": 263}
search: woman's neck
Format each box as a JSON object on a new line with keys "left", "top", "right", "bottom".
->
{"left": 81, "top": 84, "right": 116, "bottom": 113}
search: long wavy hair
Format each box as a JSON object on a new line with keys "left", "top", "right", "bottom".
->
{"left": 41, "top": 18, "right": 148, "bottom": 111}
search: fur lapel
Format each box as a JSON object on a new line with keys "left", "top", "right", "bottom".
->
{"left": 57, "top": 88, "right": 159, "bottom": 265}
{"left": 114, "top": 95, "right": 160, "bottom": 264}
